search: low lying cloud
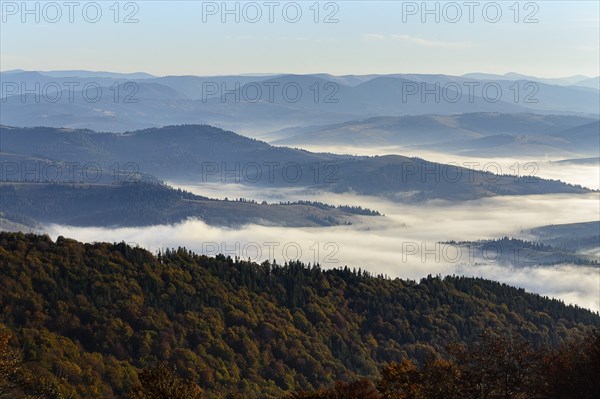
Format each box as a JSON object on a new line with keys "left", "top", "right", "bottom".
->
{"left": 43, "top": 190, "right": 600, "bottom": 311}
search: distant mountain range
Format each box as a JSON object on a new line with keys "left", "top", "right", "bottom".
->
{"left": 272, "top": 113, "right": 600, "bottom": 158}
{"left": 1, "top": 124, "right": 592, "bottom": 202}
{"left": 462, "top": 72, "right": 600, "bottom": 89}
{"left": 1, "top": 71, "right": 598, "bottom": 133}
{"left": 1, "top": 69, "right": 156, "bottom": 80}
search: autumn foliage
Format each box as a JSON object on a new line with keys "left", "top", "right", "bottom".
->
{"left": 294, "top": 330, "right": 600, "bottom": 399}
{"left": 0, "top": 232, "right": 598, "bottom": 398}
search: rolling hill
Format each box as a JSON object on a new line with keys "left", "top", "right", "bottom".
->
{"left": 272, "top": 113, "right": 600, "bottom": 157}
{"left": 0, "top": 124, "right": 592, "bottom": 201}
{"left": 0, "top": 182, "right": 376, "bottom": 228}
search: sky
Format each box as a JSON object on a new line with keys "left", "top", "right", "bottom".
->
{"left": 1, "top": 0, "right": 599, "bottom": 77}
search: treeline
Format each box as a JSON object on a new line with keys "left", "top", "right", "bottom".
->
{"left": 0, "top": 232, "right": 598, "bottom": 398}
{"left": 278, "top": 200, "right": 381, "bottom": 216}
{"left": 447, "top": 237, "right": 555, "bottom": 252}
{"left": 228, "top": 198, "right": 381, "bottom": 216}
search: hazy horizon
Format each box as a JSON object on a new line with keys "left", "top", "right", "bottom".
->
{"left": 2, "top": 68, "right": 599, "bottom": 80}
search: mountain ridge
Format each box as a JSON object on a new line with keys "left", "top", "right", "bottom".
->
{"left": 1, "top": 124, "right": 593, "bottom": 201}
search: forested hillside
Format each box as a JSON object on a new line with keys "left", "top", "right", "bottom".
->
{"left": 0, "top": 232, "right": 598, "bottom": 398}
{"left": 0, "top": 182, "right": 376, "bottom": 228}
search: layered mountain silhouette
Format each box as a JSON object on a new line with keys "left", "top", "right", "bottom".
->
{"left": 2, "top": 71, "right": 598, "bottom": 133}
{"left": 1, "top": 124, "right": 591, "bottom": 202}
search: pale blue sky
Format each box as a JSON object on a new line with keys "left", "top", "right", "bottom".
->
{"left": 1, "top": 0, "right": 598, "bottom": 77}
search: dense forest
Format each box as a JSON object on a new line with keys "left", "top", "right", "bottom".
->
{"left": 0, "top": 232, "right": 598, "bottom": 398}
